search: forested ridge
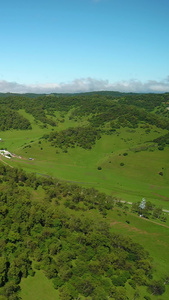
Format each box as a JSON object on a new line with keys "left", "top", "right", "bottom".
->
{"left": 0, "top": 164, "right": 167, "bottom": 300}
{"left": 0, "top": 107, "right": 31, "bottom": 131}
{"left": 1, "top": 92, "right": 169, "bottom": 125}
{"left": 0, "top": 92, "right": 169, "bottom": 150}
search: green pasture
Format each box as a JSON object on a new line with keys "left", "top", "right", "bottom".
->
{"left": 20, "top": 270, "right": 59, "bottom": 300}
{"left": 0, "top": 119, "right": 168, "bottom": 209}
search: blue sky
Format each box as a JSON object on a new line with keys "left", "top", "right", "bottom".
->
{"left": 1, "top": 0, "right": 169, "bottom": 93}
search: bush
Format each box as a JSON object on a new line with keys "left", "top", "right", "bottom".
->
{"left": 148, "top": 280, "right": 165, "bottom": 295}
{"left": 120, "top": 163, "right": 124, "bottom": 166}
{"left": 158, "top": 146, "right": 164, "bottom": 150}
{"left": 97, "top": 166, "right": 102, "bottom": 170}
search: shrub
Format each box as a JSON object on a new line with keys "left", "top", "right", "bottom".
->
{"left": 148, "top": 279, "right": 165, "bottom": 295}
{"left": 158, "top": 146, "right": 164, "bottom": 151}
{"left": 97, "top": 166, "right": 102, "bottom": 170}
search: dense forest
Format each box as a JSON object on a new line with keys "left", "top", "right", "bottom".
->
{"left": 0, "top": 107, "right": 31, "bottom": 131}
{"left": 0, "top": 164, "right": 167, "bottom": 300}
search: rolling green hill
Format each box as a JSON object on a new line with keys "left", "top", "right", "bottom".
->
{"left": 0, "top": 92, "right": 168, "bottom": 208}
{"left": 0, "top": 92, "right": 169, "bottom": 299}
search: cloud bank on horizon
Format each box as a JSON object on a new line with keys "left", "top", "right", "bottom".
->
{"left": 0, "top": 77, "right": 169, "bottom": 94}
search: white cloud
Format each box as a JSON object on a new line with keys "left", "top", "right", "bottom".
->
{"left": 0, "top": 77, "right": 169, "bottom": 94}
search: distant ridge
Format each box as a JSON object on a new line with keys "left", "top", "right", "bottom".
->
{"left": 0, "top": 91, "right": 139, "bottom": 98}
{"left": 0, "top": 91, "right": 168, "bottom": 98}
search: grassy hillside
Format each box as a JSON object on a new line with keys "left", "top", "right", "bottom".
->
{"left": 0, "top": 111, "right": 168, "bottom": 209}
{"left": 20, "top": 270, "right": 59, "bottom": 300}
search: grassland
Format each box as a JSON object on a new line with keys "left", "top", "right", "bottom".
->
{"left": 0, "top": 110, "right": 168, "bottom": 209}
{"left": 20, "top": 270, "right": 59, "bottom": 300}
{"left": 0, "top": 109, "right": 169, "bottom": 299}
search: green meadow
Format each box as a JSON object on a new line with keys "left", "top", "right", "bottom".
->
{"left": 0, "top": 110, "right": 168, "bottom": 209}
{"left": 20, "top": 270, "right": 59, "bottom": 300}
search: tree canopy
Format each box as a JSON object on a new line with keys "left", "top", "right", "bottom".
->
{"left": 0, "top": 163, "right": 166, "bottom": 299}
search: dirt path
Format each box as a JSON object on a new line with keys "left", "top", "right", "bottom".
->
{"left": 125, "top": 210, "right": 169, "bottom": 229}
{"left": 110, "top": 211, "right": 169, "bottom": 231}
{"left": 0, "top": 156, "right": 13, "bottom": 168}
{"left": 139, "top": 215, "right": 169, "bottom": 229}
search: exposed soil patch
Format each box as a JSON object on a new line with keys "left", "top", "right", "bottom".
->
{"left": 110, "top": 221, "right": 120, "bottom": 226}
{"left": 121, "top": 223, "right": 149, "bottom": 235}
